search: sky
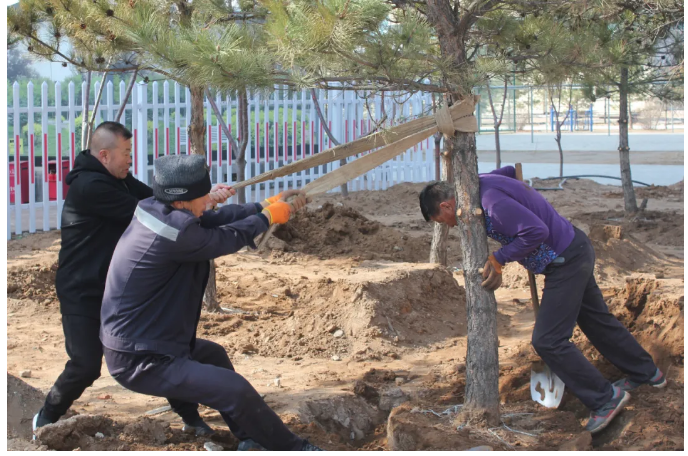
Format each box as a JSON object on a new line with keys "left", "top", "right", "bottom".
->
{"left": 7, "top": 0, "right": 75, "bottom": 81}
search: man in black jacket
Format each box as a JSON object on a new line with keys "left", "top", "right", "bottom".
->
{"left": 34, "top": 122, "right": 217, "bottom": 437}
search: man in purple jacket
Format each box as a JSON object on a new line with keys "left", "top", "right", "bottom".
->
{"left": 419, "top": 166, "right": 665, "bottom": 434}
{"left": 100, "top": 155, "right": 321, "bottom": 451}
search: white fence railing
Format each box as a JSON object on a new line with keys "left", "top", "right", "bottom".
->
{"left": 8, "top": 80, "right": 437, "bottom": 238}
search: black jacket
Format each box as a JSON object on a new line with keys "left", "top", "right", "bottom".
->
{"left": 55, "top": 150, "right": 153, "bottom": 318}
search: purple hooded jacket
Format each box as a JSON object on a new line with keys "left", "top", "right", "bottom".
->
{"left": 481, "top": 166, "right": 574, "bottom": 273}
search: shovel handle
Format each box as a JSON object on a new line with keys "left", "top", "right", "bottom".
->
{"left": 515, "top": 163, "right": 541, "bottom": 320}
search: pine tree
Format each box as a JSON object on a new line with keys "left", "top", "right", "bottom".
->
{"left": 10, "top": 0, "right": 285, "bottom": 313}
{"left": 580, "top": 0, "right": 683, "bottom": 214}
{"left": 259, "top": 0, "right": 597, "bottom": 425}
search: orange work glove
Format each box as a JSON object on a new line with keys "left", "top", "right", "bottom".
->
{"left": 263, "top": 193, "right": 283, "bottom": 206}
{"left": 480, "top": 253, "right": 503, "bottom": 290}
{"left": 262, "top": 201, "right": 292, "bottom": 225}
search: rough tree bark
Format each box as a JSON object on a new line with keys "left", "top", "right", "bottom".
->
{"left": 429, "top": 135, "right": 451, "bottom": 266}
{"left": 236, "top": 90, "right": 250, "bottom": 204}
{"left": 187, "top": 86, "right": 220, "bottom": 313}
{"left": 425, "top": 0, "right": 501, "bottom": 426}
{"left": 618, "top": 67, "right": 638, "bottom": 214}
{"left": 115, "top": 69, "right": 138, "bottom": 123}
{"left": 450, "top": 130, "right": 500, "bottom": 426}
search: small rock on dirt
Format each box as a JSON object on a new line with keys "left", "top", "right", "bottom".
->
{"left": 204, "top": 441, "right": 225, "bottom": 451}
{"left": 379, "top": 387, "right": 410, "bottom": 412}
{"left": 122, "top": 417, "right": 168, "bottom": 445}
{"left": 274, "top": 378, "right": 282, "bottom": 388}
{"left": 95, "top": 432, "right": 105, "bottom": 439}
{"left": 97, "top": 394, "right": 111, "bottom": 400}
{"left": 333, "top": 330, "right": 345, "bottom": 338}
{"left": 241, "top": 344, "right": 257, "bottom": 354}
{"left": 19, "top": 370, "right": 31, "bottom": 378}
{"left": 35, "top": 415, "right": 113, "bottom": 450}
{"left": 353, "top": 380, "right": 380, "bottom": 404}
{"left": 395, "top": 377, "right": 405, "bottom": 386}
{"left": 331, "top": 355, "right": 341, "bottom": 361}
{"left": 558, "top": 432, "right": 592, "bottom": 451}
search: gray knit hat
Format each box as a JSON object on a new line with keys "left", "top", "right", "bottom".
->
{"left": 153, "top": 155, "right": 212, "bottom": 203}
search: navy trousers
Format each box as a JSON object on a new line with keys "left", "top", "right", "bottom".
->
{"left": 104, "top": 339, "right": 304, "bottom": 450}
{"left": 42, "top": 314, "right": 199, "bottom": 424}
{"left": 532, "top": 227, "right": 657, "bottom": 410}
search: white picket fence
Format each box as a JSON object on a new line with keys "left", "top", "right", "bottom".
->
{"left": 8, "top": 80, "right": 437, "bottom": 238}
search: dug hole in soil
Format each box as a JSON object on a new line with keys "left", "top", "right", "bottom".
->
{"left": 6, "top": 179, "right": 684, "bottom": 451}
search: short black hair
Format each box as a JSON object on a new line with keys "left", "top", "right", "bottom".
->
{"left": 94, "top": 121, "right": 133, "bottom": 140}
{"left": 419, "top": 181, "right": 454, "bottom": 221}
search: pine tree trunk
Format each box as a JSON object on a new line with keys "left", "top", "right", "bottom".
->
{"left": 555, "top": 123, "right": 564, "bottom": 178}
{"left": 339, "top": 161, "right": 349, "bottom": 197}
{"left": 429, "top": 140, "right": 452, "bottom": 266}
{"left": 188, "top": 86, "right": 206, "bottom": 156}
{"left": 450, "top": 131, "right": 500, "bottom": 426}
{"left": 236, "top": 90, "right": 249, "bottom": 205}
{"left": 618, "top": 67, "right": 638, "bottom": 214}
{"left": 433, "top": 132, "right": 441, "bottom": 181}
{"left": 188, "top": 86, "right": 221, "bottom": 313}
{"left": 494, "top": 124, "right": 502, "bottom": 169}
{"left": 237, "top": 156, "right": 247, "bottom": 204}
{"left": 424, "top": 0, "right": 500, "bottom": 426}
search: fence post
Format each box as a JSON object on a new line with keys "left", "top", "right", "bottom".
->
{"left": 68, "top": 81, "right": 76, "bottom": 170}
{"left": 55, "top": 81, "right": 63, "bottom": 230}
{"left": 13, "top": 82, "right": 22, "bottom": 235}
{"left": 131, "top": 79, "right": 139, "bottom": 180}
{"left": 174, "top": 82, "right": 181, "bottom": 155}
{"left": 671, "top": 102, "right": 674, "bottom": 132}
{"left": 529, "top": 86, "right": 534, "bottom": 143}
{"left": 139, "top": 82, "right": 149, "bottom": 184}
{"left": 107, "top": 80, "right": 114, "bottom": 121}
{"left": 41, "top": 82, "right": 49, "bottom": 232}
{"left": 28, "top": 81, "right": 36, "bottom": 234}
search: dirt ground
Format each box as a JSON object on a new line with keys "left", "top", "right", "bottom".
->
{"left": 7, "top": 178, "right": 684, "bottom": 451}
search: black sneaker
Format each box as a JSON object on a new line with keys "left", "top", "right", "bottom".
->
{"left": 32, "top": 409, "right": 55, "bottom": 441}
{"left": 613, "top": 368, "right": 667, "bottom": 392}
{"left": 301, "top": 440, "right": 324, "bottom": 451}
{"left": 237, "top": 439, "right": 267, "bottom": 451}
{"left": 584, "top": 386, "right": 631, "bottom": 434}
{"left": 181, "top": 417, "right": 215, "bottom": 437}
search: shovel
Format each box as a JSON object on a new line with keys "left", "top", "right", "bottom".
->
{"left": 513, "top": 164, "right": 565, "bottom": 408}
{"left": 527, "top": 271, "right": 566, "bottom": 408}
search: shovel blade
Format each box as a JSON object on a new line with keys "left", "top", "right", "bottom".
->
{"left": 530, "top": 366, "right": 565, "bottom": 408}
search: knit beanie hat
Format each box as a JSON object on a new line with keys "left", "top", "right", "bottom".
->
{"left": 153, "top": 155, "right": 211, "bottom": 203}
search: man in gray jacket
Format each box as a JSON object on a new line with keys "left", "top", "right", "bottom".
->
{"left": 100, "top": 155, "right": 320, "bottom": 450}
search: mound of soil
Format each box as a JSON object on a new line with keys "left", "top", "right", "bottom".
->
{"left": 573, "top": 210, "right": 684, "bottom": 248}
{"left": 7, "top": 264, "right": 58, "bottom": 304}
{"left": 635, "top": 180, "right": 684, "bottom": 202}
{"left": 203, "top": 262, "right": 466, "bottom": 360}
{"left": 7, "top": 373, "right": 46, "bottom": 440}
{"left": 271, "top": 203, "right": 432, "bottom": 262}
{"left": 573, "top": 275, "right": 684, "bottom": 375}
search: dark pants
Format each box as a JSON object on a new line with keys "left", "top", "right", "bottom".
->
{"left": 532, "top": 227, "right": 657, "bottom": 411}
{"left": 42, "top": 314, "right": 201, "bottom": 424}
{"left": 104, "top": 339, "right": 304, "bottom": 451}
